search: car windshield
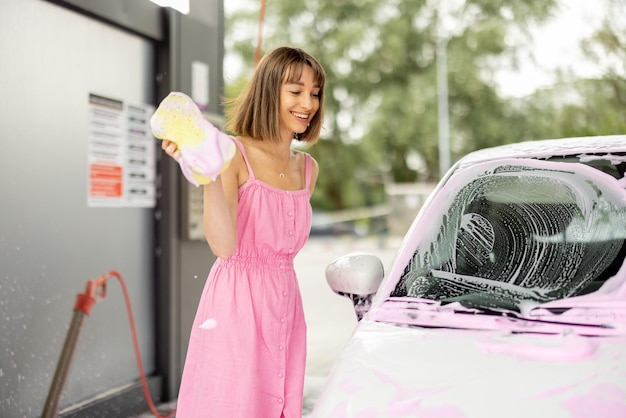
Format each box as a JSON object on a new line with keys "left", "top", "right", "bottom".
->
{"left": 389, "top": 154, "right": 626, "bottom": 315}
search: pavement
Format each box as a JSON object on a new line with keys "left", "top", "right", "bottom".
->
{"left": 137, "top": 233, "right": 403, "bottom": 417}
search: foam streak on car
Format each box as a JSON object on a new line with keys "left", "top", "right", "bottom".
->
{"left": 314, "top": 136, "right": 626, "bottom": 418}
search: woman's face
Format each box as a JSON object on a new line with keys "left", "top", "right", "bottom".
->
{"left": 279, "top": 65, "right": 321, "bottom": 141}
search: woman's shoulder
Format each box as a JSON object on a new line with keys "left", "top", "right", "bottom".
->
{"left": 218, "top": 136, "right": 248, "bottom": 185}
{"left": 293, "top": 148, "right": 318, "bottom": 166}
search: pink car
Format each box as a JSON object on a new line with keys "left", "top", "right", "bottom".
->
{"left": 314, "top": 136, "right": 626, "bottom": 418}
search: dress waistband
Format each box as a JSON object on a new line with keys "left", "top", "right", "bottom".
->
{"left": 220, "top": 254, "right": 296, "bottom": 269}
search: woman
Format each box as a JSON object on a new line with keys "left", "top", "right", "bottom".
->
{"left": 162, "top": 46, "right": 326, "bottom": 417}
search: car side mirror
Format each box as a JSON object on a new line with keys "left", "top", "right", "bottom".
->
{"left": 325, "top": 253, "right": 384, "bottom": 320}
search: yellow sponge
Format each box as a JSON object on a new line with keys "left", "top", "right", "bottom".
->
{"left": 151, "top": 92, "right": 235, "bottom": 186}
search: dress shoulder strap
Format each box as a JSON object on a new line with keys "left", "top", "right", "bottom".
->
{"left": 231, "top": 137, "right": 255, "bottom": 180}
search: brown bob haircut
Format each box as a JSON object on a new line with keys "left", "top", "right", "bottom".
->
{"left": 225, "top": 46, "right": 326, "bottom": 144}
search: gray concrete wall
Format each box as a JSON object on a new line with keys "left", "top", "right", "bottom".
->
{"left": 0, "top": 1, "right": 156, "bottom": 416}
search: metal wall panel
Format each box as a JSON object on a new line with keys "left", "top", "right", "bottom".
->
{"left": 46, "top": 0, "right": 164, "bottom": 40}
{"left": 156, "top": 3, "right": 224, "bottom": 397}
{"left": 0, "top": 0, "right": 156, "bottom": 416}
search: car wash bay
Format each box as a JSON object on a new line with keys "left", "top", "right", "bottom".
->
{"left": 0, "top": 0, "right": 225, "bottom": 416}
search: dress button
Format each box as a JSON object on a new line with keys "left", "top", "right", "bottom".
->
{"left": 278, "top": 372, "right": 284, "bottom": 378}
{"left": 279, "top": 345, "right": 284, "bottom": 351}
{"left": 280, "top": 318, "right": 286, "bottom": 323}
{"left": 278, "top": 397, "right": 284, "bottom": 404}
{"left": 288, "top": 211, "right": 293, "bottom": 217}
{"left": 288, "top": 230, "right": 294, "bottom": 236}
{"left": 282, "top": 291, "right": 288, "bottom": 296}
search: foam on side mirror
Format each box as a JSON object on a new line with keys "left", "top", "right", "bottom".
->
{"left": 325, "top": 252, "right": 384, "bottom": 320}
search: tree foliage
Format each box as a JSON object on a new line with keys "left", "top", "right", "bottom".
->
{"left": 511, "top": 0, "right": 626, "bottom": 141}
{"left": 559, "top": 0, "right": 626, "bottom": 134}
{"left": 226, "top": 0, "right": 613, "bottom": 210}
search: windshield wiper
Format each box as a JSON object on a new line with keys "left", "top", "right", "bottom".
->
{"left": 373, "top": 297, "right": 626, "bottom": 336}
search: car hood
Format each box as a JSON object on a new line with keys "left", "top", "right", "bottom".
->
{"left": 312, "top": 320, "right": 626, "bottom": 418}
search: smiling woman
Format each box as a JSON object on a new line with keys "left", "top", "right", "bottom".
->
{"left": 161, "top": 46, "right": 327, "bottom": 418}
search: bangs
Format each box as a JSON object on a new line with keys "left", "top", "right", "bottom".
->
{"left": 283, "top": 61, "right": 325, "bottom": 89}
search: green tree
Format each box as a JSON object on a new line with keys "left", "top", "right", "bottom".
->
{"left": 558, "top": 0, "right": 626, "bottom": 135}
{"left": 517, "top": 0, "right": 626, "bottom": 139}
{"left": 226, "top": 0, "right": 558, "bottom": 209}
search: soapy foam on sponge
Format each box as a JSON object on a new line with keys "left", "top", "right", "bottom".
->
{"left": 151, "top": 92, "right": 235, "bottom": 186}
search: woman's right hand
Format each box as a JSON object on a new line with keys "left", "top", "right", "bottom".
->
{"left": 161, "top": 139, "right": 182, "bottom": 163}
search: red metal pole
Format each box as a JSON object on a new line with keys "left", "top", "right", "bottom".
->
{"left": 41, "top": 276, "right": 107, "bottom": 418}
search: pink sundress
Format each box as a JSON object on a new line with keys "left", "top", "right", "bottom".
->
{"left": 175, "top": 137, "right": 312, "bottom": 418}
